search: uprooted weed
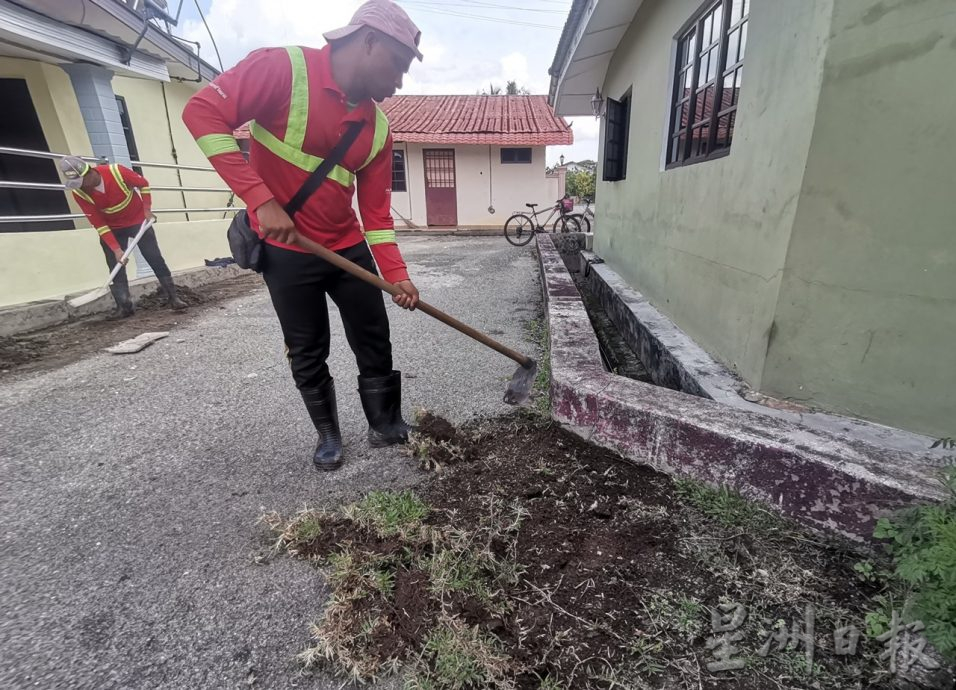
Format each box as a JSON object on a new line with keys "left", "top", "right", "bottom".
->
{"left": 265, "top": 488, "right": 530, "bottom": 685}
{"left": 264, "top": 415, "right": 949, "bottom": 689}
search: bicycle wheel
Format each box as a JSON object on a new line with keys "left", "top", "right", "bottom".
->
{"left": 576, "top": 213, "right": 591, "bottom": 234}
{"left": 504, "top": 213, "right": 536, "bottom": 246}
{"left": 556, "top": 215, "right": 581, "bottom": 234}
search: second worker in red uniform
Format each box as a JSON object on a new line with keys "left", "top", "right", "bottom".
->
{"left": 60, "top": 156, "right": 187, "bottom": 317}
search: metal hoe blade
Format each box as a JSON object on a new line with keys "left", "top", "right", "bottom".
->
{"left": 503, "top": 359, "right": 538, "bottom": 405}
{"left": 67, "top": 287, "right": 110, "bottom": 308}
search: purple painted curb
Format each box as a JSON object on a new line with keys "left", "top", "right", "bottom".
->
{"left": 537, "top": 234, "right": 945, "bottom": 541}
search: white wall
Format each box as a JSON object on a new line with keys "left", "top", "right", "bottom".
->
{"left": 388, "top": 144, "right": 555, "bottom": 227}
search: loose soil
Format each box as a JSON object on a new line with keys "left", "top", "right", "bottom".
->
{"left": 0, "top": 274, "right": 262, "bottom": 378}
{"left": 266, "top": 412, "right": 929, "bottom": 690}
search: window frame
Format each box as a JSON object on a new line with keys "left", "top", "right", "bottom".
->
{"left": 391, "top": 148, "right": 408, "bottom": 192}
{"left": 666, "top": 0, "right": 749, "bottom": 169}
{"left": 602, "top": 91, "right": 631, "bottom": 182}
{"left": 114, "top": 95, "right": 143, "bottom": 174}
{"left": 500, "top": 147, "right": 533, "bottom": 165}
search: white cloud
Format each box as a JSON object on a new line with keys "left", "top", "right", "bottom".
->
{"left": 181, "top": 0, "right": 365, "bottom": 70}
{"left": 549, "top": 116, "right": 601, "bottom": 167}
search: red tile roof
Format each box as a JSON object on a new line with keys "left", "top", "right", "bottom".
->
{"left": 233, "top": 95, "right": 574, "bottom": 146}
{"left": 380, "top": 95, "right": 573, "bottom": 145}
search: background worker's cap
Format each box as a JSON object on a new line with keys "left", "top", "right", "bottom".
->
{"left": 324, "top": 0, "right": 423, "bottom": 61}
{"left": 59, "top": 156, "right": 91, "bottom": 189}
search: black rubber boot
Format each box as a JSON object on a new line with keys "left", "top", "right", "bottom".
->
{"left": 107, "top": 284, "right": 135, "bottom": 319}
{"left": 158, "top": 276, "right": 188, "bottom": 311}
{"left": 301, "top": 379, "right": 343, "bottom": 471}
{"left": 358, "top": 371, "right": 413, "bottom": 448}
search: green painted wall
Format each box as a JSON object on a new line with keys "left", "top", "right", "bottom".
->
{"left": 763, "top": 0, "right": 956, "bottom": 436}
{"left": 594, "top": 0, "right": 954, "bottom": 436}
{"left": 595, "top": 0, "right": 835, "bottom": 386}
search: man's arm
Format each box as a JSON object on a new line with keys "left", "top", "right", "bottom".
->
{"left": 356, "top": 136, "right": 408, "bottom": 281}
{"left": 119, "top": 166, "right": 153, "bottom": 219}
{"left": 356, "top": 136, "right": 418, "bottom": 310}
{"left": 183, "top": 47, "right": 298, "bottom": 242}
{"left": 74, "top": 193, "right": 123, "bottom": 257}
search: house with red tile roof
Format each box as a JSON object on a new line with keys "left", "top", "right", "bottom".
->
{"left": 380, "top": 95, "right": 572, "bottom": 228}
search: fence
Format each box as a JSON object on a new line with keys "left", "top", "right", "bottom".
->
{"left": 0, "top": 146, "right": 239, "bottom": 225}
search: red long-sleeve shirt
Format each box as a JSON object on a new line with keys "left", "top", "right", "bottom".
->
{"left": 181, "top": 45, "right": 409, "bottom": 283}
{"left": 73, "top": 164, "right": 151, "bottom": 252}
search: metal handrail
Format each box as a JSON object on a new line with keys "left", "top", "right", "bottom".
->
{"left": 0, "top": 146, "right": 103, "bottom": 164}
{"left": 131, "top": 160, "right": 217, "bottom": 173}
{"left": 149, "top": 186, "right": 229, "bottom": 192}
{"left": 0, "top": 207, "right": 241, "bottom": 224}
{"left": 0, "top": 181, "right": 65, "bottom": 191}
{"left": 0, "top": 181, "right": 229, "bottom": 193}
{"left": 0, "top": 146, "right": 219, "bottom": 174}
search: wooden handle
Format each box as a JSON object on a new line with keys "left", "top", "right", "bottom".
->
{"left": 294, "top": 235, "right": 533, "bottom": 368}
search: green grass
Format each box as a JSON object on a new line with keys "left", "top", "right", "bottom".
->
{"left": 525, "top": 318, "right": 552, "bottom": 419}
{"left": 326, "top": 549, "right": 397, "bottom": 599}
{"left": 261, "top": 508, "right": 329, "bottom": 557}
{"left": 674, "top": 478, "right": 769, "bottom": 531}
{"left": 406, "top": 619, "right": 513, "bottom": 690}
{"left": 343, "top": 490, "right": 430, "bottom": 539}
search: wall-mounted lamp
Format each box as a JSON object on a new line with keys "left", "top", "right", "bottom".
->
{"left": 590, "top": 88, "right": 605, "bottom": 118}
{"left": 559, "top": 154, "right": 565, "bottom": 166}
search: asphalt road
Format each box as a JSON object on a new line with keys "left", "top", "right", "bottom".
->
{"left": 0, "top": 236, "right": 540, "bottom": 689}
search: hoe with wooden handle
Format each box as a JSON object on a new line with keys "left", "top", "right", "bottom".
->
{"left": 294, "top": 235, "right": 538, "bottom": 405}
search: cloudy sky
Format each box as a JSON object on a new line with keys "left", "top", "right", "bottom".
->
{"left": 177, "top": 0, "right": 598, "bottom": 166}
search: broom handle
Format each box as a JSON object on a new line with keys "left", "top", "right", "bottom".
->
{"left": 293, "top": 235, "right": 533, "bottom": 368}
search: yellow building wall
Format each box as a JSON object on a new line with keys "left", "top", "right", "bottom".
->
{"left": 0, "top": 220, "right": 231, "bottom": 307}
{"left": 111, "top": 77, "right": 236, "bottom": 221}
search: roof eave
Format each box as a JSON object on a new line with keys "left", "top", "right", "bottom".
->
{"left": 85, "top": 0, "right": 219, "bottom": 81}
{"left": 549, "top": 0, "right": 645, "bottom": 118}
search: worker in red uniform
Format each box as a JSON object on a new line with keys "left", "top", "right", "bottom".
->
{"left": 60, "top": 156, "right": 187, "bottom": 316}
{"left": 183, "top": 0, "right": 423, "bottom": 472}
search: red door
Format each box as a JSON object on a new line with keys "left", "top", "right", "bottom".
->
{"left": 423, "top": 149, "right": 457, "bottom": 226}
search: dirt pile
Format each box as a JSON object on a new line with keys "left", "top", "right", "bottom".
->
{"left": 0, "top": 335, "right": 48, "bottom": 369}
{"left": 137, "top": 284, "right": 206, "bottom": 310}
{"left": 263, "top": 414, "right": 930, "bottom": 689}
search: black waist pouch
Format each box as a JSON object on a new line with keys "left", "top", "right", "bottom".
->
{"left": 226, "top": 210, "right": 263, "bottom": 272}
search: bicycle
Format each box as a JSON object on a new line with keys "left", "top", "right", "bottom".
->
{"left": 504, "top": 199, "right": 581, "bottom": 247}
{"left": 568, "top": 197, "right": 594, "bottom": 234}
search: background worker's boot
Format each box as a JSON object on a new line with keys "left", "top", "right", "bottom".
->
{"left": 301, "top": 379, "right": 344, "bottom": 471}
{"left": 158, "top": 276, "right": 188, "bottom": 311}
{"left": 107, "top": 284, "right": 135, "bottom": 319}
{"left": 358, "top": 371, "right": 414, "bottom": 448}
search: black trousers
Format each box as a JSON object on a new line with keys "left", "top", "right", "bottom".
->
{"left": 99, "top": 224, "right": 173, "bottom": 288}
{"left": 262, "top": 241, "right": 393, "bottom": 391}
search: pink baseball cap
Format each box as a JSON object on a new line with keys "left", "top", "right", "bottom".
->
{"left": 324, "top": 0, "right": 423, "bottom": 61}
